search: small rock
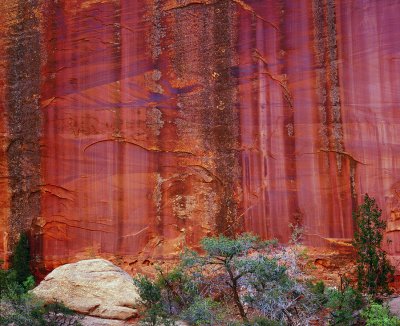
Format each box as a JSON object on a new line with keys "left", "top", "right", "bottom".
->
{"left": 80, "top": 316, "right": 132, "bottom": 326}
{"left": 31, "top": 259, "right": 140, "bottom": 320}
{"left": 389, "top": 297, "right": 400, "bottom": 317}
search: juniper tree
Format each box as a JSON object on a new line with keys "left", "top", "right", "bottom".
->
{"left": 182, "top": 234, "right": 291, "bottom": 323}
{"left": 12, "top": 233, "right": 32, "bottom": 285}
{"left": 352, "top": 194, "right": 394, "bottom": 296}
{"left": 134, "top": 234, "right": 321, "bottom": 325}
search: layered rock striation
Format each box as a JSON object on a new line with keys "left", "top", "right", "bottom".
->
{"left": 0, "top": 0, "right": 399, "bottom": 276}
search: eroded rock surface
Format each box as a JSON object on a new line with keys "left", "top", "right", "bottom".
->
{"left": 32, "top": 259, "right": 139, "bottom": 320}
{"left": 0, "top": 0, "right": 399, "bottom": 278}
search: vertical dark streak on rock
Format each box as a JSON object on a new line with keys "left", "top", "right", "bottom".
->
{"left": 113, "top": 2, "right": 124, "bottom": 253}
{"left": 210, "top": 1, "right": 241, "bottom": 236}
{"left": 251, "top": 14, "right": 269, "bottom": 238}
{"left": 312, "top": 0, "right": 333, "bottom": 235}
{"left": 148, "top": 0, "right": 164, "bottom": 238}
{"left": 6, "top": 0, "right": 42, "bottom": 251}
{"left": 281, "top": 1, "right": 300, "bottom": 230}
{"left": 325, "top": 0, "right": 344, "bottom": 172}
{"left": 313, "top": 0, "right": 330, "bottom": 165}
{"left": 350, "top": 160, "right": 358, "bottom": 214}
{"left": 34, "top": 0, "right": 59, "bottom": 275}
{"left": 313, "top": 0, "right": 349, "bottom": 237}
{"left": 312, "top": 0, "right": 344, "bottom": 171}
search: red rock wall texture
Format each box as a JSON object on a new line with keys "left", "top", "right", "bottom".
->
{"left": 0, "top": 0, "right": 399, "bottom": 275}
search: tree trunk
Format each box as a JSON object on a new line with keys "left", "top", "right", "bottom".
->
{"left": 227, "top": 266, "right": 248, "bottom": 322}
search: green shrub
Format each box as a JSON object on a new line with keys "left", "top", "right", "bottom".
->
{"left": 1, "top": 251, "right": 80, "bottom": 325}
{"left": 246, "top": 316, "right": 283, "bottom": 326}
{"left": 325, "top": 286, "right": 363, "bottom": 325}
{"left": 353, "top": 194, "right": 394, "bottom": 296}
{"left": 185, "top": 234, "right": 319, "bottom": 324}
{"left": 134, "top": 234, "right": 325, "bottom": 325}
{"left": 311, "top": 281, "right": 325, "bottom": 295}
{"left": 361, "top": 303, "right": 400, "bottom": 326}
{"left": 309, "top": 281, "right": 327, "bottom": 305}
{"left": 23, "top": 275, "right": 36, "bottom": 291}
{"left": 180, "top": 297, "right": 224, "bottom": 325}
{"left": 45, "top": 301, "right": 76, "bottom": 316}
{"left": 229, "top": 316, "right": 283, "bottom": 326}
{"left": 0, "top": 269, "right": 19, "bottom": 297}
{"left": 0, "top": 292, "right": 46, "bottom": 326}
{"left": 155, "top": 265, "right": 200, "bottom": 312}
{"left": 0, "top": 233, "right": 82, "bottom": 325}
{"left": 134, "top": 274, "right": 162, "bottom": 307}
{"left": 12, "top": 233, "right": 32, "bottom": 285}
{"left": 133, "top": 274, "right": 174, "bottom": 325}
{"left": 182, "top": 234, "right": 278, "bottom": 322}
{"left": 240, "top": 255, "right": 294, "bottom": 320}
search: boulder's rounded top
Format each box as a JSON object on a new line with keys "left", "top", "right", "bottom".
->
{"left": 32, "top": 259, "right": 140, "bottom": 320}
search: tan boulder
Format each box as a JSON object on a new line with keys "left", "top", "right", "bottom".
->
{"left": 389, "top": 297, "right": 400, "bottom": 318}
{"left": 31, "top": 259, "right": 140, "bottom": 320}
{"left": 80, "top": 316, "right": 132, "bottom": 325}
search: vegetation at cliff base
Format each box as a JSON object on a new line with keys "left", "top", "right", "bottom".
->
{"left": 2, "top": 194, "right": 399, "bottom": 325}
{"left": 133, "top": 195, "right": 400, "bottom": 325}
{"left": 11, "top": 232, "right": 32, "bottom": 285}
{"left": 352, "top": 193, "right": 395, "bottom": 296}
{"left": 134, "top": 233, "right": 320, "bottom": 325}
{"left": 0, "top": 233, "right": 81, "bottom": 326}
{"left": 361, "top": 303, "right": 400, "bottom": 326}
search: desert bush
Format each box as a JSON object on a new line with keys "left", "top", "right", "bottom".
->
{"left": 229, "top": 316, "right": 283, "bottom": 326}
{"left": 353, "top": 194, "right": 394, "bottom": 296}
{"left": 134, "top": 234, "right": 322, "bottom": 325}
{"left": 0, "top": 268, "right": 19, "bottom": 296}
{"left": 187, "top": 234, "right": 269, "bottom": 322}
{"left": 1, "top": 235, "right": 81, "bottom": 325}
{"left": 0, "top": 292, "right": 46, "bottom": 326}
{"left": 240, "top": 254, "right": 296, "bottom": 321}
{"left": 200, "top": 234, "right": 317, "bottom": 324}
{"left": 180, "top": 297, "right": 224, "bottom": 325}
{"left": 133, "top": 269, "right": 198, "bottom": 325}
{"left": 325, "top": 281, "right": 363, "bottom": 325}
{"left": 246, "top": 317, "right": 283, "bottom": 326}
{"left": 361, "top": 303, "right": 400, "bottom": 326}
{"left": 44, "top": 301, "right": 83, "bottom": 326}
{"left": 12, "top": 232, "right": 32, "bottom": 285}
{"left": 45, "top": 301, "right": 75, "bottom": 315}
{"left": 0, "top": 290, "right": 82, "bottom": 326}
{"left": 309, "top": 281, "right": 327, "bottom": 305}
{"left": 132, "top": 274, "right": 169, "bottom": 325}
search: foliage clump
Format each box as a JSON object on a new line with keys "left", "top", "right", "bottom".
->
{"left": 352, "top": 194, "right": 394, "bottom": 296}
{"left": 361, "top": 303, "right": 400, "bottom": 326}
{"left": 180, "top": 297, "right": 223, "bottom": 326}
{"left": 12, "top": 232, "right": 32, "bottom": 285}
{"left": 0, "top": 268, "right": 82, "bottom": 325}
{"left": 134, "top": 233, "right": 319, "bottom": 325}
{"left": 325, "top": 281, "right": 363, "bottom": 325}
{"left": 0, "top": 233, "right": 81, "bottom": 325}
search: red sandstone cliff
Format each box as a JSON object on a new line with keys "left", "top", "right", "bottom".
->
{"left": 0, "top": 0, "right": 399, "bottom": 276}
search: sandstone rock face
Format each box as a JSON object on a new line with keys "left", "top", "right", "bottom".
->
{"left": 31, "top": 259, "right": 140, "bottom": 320}
{"left": 0, "top": 1, "right": 399, "bottom": 277}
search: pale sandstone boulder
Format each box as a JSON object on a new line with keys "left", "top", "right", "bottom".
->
{"left": 389, "top": 297, "right": 400, "bottom": 318}
{"left": 80, "top": 316, "right": 188, "bottom": 326}
{"left": 32, "top": 259, "right": 140, "bottom": 320}
{"left": 80, "top": 316, "right": 132, "bottom": 325}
